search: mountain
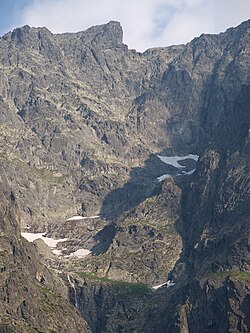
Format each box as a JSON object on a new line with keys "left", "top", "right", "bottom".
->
{"left": 0, "top": 19, "right": 249, "bottom": 332}
{"left": 0, "top": 21, "right": 180, "bottom": 225}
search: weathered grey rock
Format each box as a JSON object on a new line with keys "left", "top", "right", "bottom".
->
{"left": 0, "top": 21, "right": 187, "bottom": 227}
{"left": 70, "top": 179, "right": 182, "bottom": 285}
{"left": 0, "top": 18, "right": 249, "bottom": 333}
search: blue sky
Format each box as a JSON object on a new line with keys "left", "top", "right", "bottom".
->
{"left": 0, "top": 0, "right": 250, "bottom": 51}
{"left": 0, "top": 0, "right": 31, "bottom": 35}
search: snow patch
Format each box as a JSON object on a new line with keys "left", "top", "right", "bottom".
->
{"left": 68, "top": 248, "right": 91, "bottom": 258}
{"left": 66, "top": 215, "right": 86, "bottom": 221}
{"left": 152, "top": 280, "right": 176, "bottom": 290}
{"left": 52, "top": 249, "right": 62, "bottom": 256}
{"left": 21, "top": 232, "right": 68, "bottom": 248}
{"left": 156, "top": 154, "right": 199, "bottom": 181}
{"left": 157, "top": 174, "right": 171, "bottom": 182}
{"left": 157, "top": 155, "right": 186, "bottom": 169}
{"left": 157, "top": 168, "right": 196, "bottom": 181}
{"left": 22, "top": 233, "right": 90, "bottom": 260}
{"left": 66, "top": 215, "right": 100, "bottom": 221}
{"left": 152, "top": 282, "right": 168, "bottom": 290}
{"left": 184, "top": 154, "right": 199, "bottom": 161}
{"left": 181, "top": 169, "right": 196, "bottom": 175}
{"left": 157, "top": 154, "right": 199, "bottom": 169}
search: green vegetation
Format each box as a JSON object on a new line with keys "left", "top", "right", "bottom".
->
{"left": 76, "top": 271, "right": 112, "bottom": 282}
{"left": 76, "top": 271, "right": 150, "bottom": 295}
{"left": 33, "top": 328, "right": 45, "bottom": 333}
{"left": 120, "top": 282, "right": 151, "bottom": 296}
{"left": 0, "top": 153, "right": 7, "bottom": 159}
{"left": 40, "top": 286, "right": 53, "bottom": 294}
{"left": 0, "top": 249, "right": 6, "bottom": 256}
{"left": 207, "top": 270, "right": 250, "bottom": 282}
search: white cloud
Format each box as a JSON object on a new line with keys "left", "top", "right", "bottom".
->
{"left": 14, "top": 0, "right": 250, "bottom": 51}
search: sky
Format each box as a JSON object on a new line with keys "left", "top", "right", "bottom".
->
{"left": 0, "top": 0, "right": 249, "bottom": 51}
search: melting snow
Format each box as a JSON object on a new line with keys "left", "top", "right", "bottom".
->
{"left": 21, "top": 232, "right": 68, "bottom": 248}
{"left": 68, "top": 248, "right": 91, "bottom": 258}
{"left": 66, "top": 215, "right": 100, "bottom": 221}
{"left": 157, "top": 174, "right": 172, "bottom": 182}
{"left": 157, "top": 154, "right": 199, "bottom": 181}
{"left": 157, "top": 154, "right": 199, "bottom": 169}
{"left": 152, "top": 280, "right": 176, "bottom": 290}
{"left": 181, "top": 169, "right": 196, "bottom": 175}
{"left": 22, "top": 233, "right": 90, "bottom": 259}
{"left": 52, "top": 249, "right": 62, "bottom": 256}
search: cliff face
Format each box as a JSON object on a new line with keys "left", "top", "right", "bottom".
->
{"left": 0, "top": 21, "right": 185, "bottom": 226}
{"left": 124, "top": 141, "right": 249, "bottom": 333}
{"left": 172, "top": 19, "right": 250, "bottom": 279}
{"left": 0, "top": 18, "right": 249, "bottom": 333}
{"left": 0, "top": 177, "right": 90, "bottom": 333}
{"left": 72, "top": 179, "right": 182, "bottom": 285}
{"left": 121, "top": 20, "right": 250, "bottom": 333}
{"left": 0, "top": 20, "right": 248, "bottom": 227}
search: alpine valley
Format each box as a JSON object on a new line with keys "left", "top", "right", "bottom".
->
{"left": 0, "top": 19, "right": 249, "bottom": 333}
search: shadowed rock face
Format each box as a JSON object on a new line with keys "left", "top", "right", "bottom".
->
{"left": 0, "top": 19, "right": 249, "bottom": 333}
{"left": 119, "top": 21, "right": 250, "bottom": 333}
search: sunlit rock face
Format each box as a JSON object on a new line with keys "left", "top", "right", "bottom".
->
{"left": 0, "top": 20, "right": 204, "bottom": 227}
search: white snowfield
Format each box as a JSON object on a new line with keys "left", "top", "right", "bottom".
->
{"left": 21, "top": 232, "right": 67, "bottom": 248}
{"left": 157, "top": 154, "right": 199, "bottom": 181}
{"left": 68, "top": 248, "right": 91, "bottom": 258}
{"left": 157, "top": 174, "right": 172, "bottom": 182}
{"left": 52, "top": 249, "right": 62, "bottom": 256}
{"left": 22, "top": 232, "right": 91, "bottom": 258}
{"left": 152, "top": 280, "right": 176, "bottom": 290}
{"left": 66, "top": 215, "right": 100, "bottom": 221}
{"left": 181, "top": 169, "right": 196, "bottom": 176}
{"left": 157, "top": 154, "right": 199, "bottom": 169}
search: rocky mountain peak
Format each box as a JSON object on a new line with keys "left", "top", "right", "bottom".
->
{"left": 6, "top": 25, "right": 52, "bottom": 44}
{"left": 76, "top": 20, "right": 124, "bottom": 49}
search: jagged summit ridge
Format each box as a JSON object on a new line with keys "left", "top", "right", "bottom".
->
{"left": 3, "top": 20, "right": 124, "bottom": 50}
{"left": 3, "top": 18, "right": 250, "bottom": 52}
{"left": 75, "top": 20, "right": 124, "bottom": 49}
